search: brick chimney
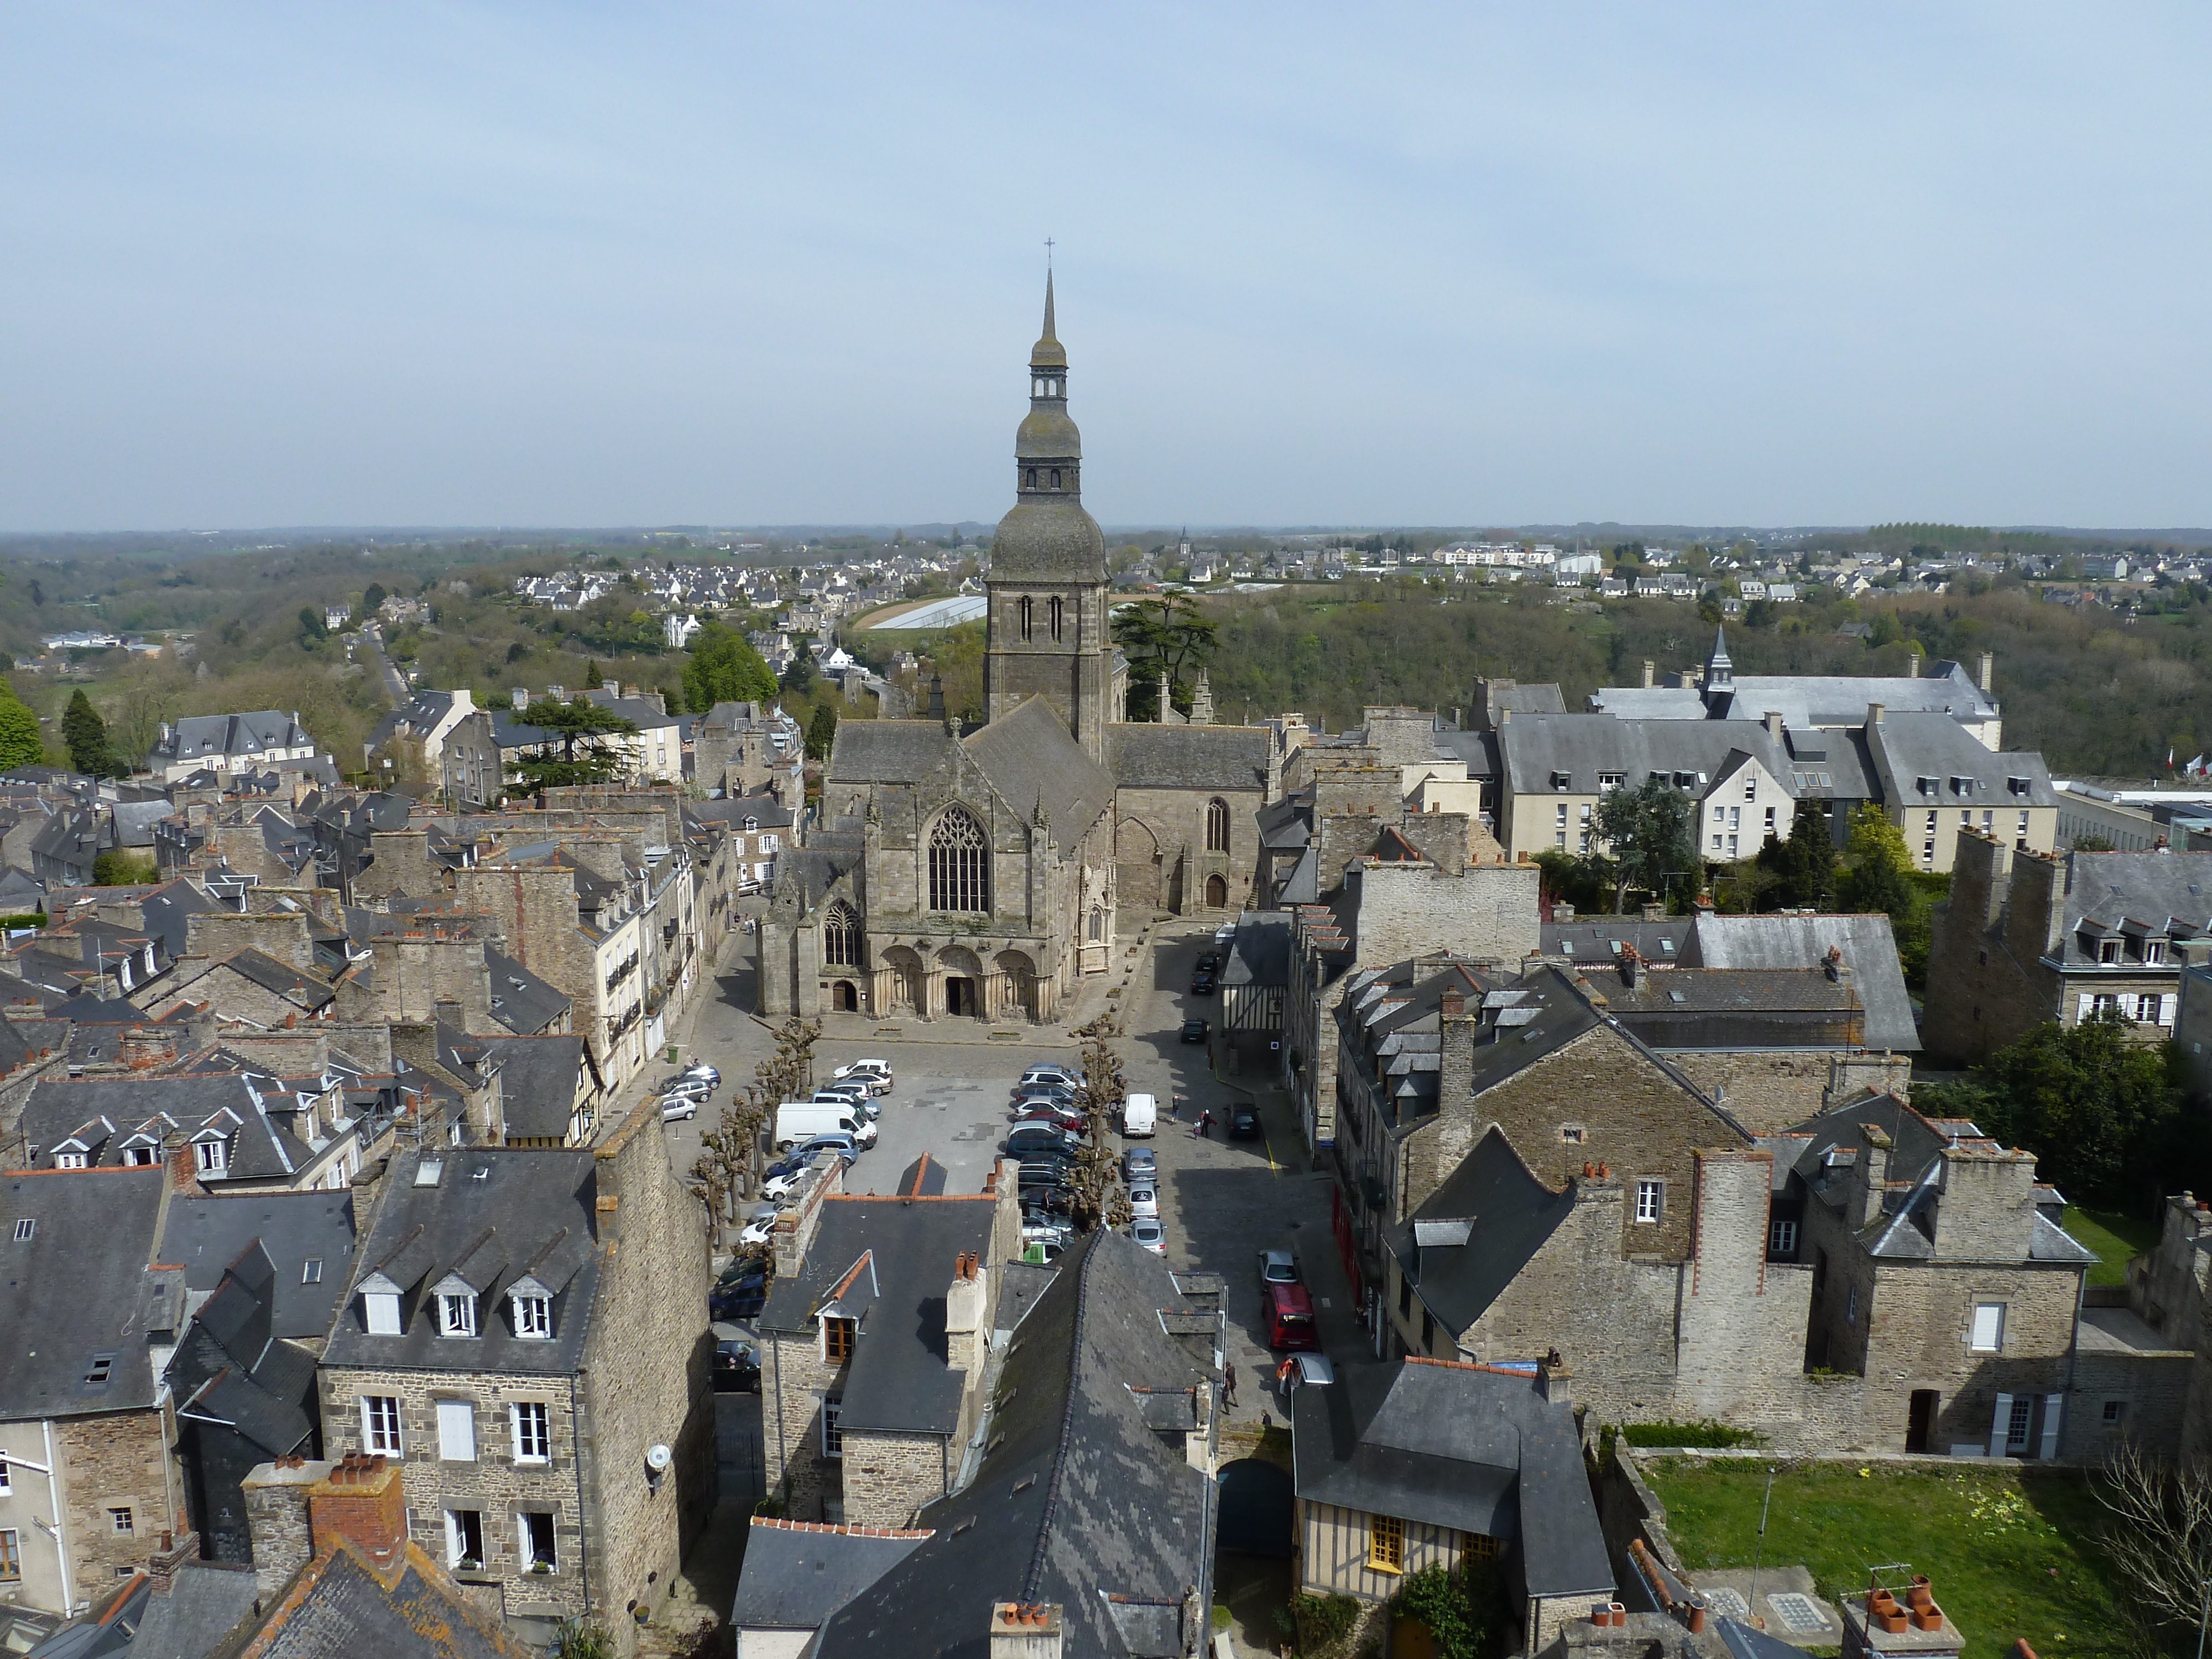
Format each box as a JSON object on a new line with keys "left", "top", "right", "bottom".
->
{"left": 123, "top": 1027, "right": 180, "bottom": 1072}
{"left": 1439, "top": 982, "right": 1464, "bottom": 1019}
{"left": 242, "top": 1453, "right": 409, "bottom": 1601}
{"left": 1619, "top": 946, "right": 1642, "bottom": 989}
{"left": 147, "top": 1528, "right": 197, "bottom": 1594}
{"left": 990, "top": 1603, "right": 1063, "bottom": 1659}
{"left": 946, "top": 1251, "right": 988, "bottom": 1373}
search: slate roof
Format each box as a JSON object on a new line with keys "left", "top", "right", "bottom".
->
{"left": 827, "top": 719, "right": 959, "bottom": 786}
{"left": 1589, "top": 656, "right": 1996, "bottom": 731}
{"left": 1590, "top": 966, "right": 1867, "bottom": 1050}
{"left": 324, "top": 1144, "right": 599, "bottom": 1376}
{"left": 168, "top": 1241, "right": 316, "bottom": 1459}
{"left": 757, "top": 1193, "right": 999, "bottom": 1436}
{"left": 211, "top": 949, "right": 336, "bottom": 1011}
{"left": 1542, "top": 915, "right": 1693, "bottom": 965}
{"left": 159, "top": 1191, "right": 357, "bottom": 1338}
{"left": 815, "top": 1231, "right": 1215, "bottom": 1659}
{"left": 1220, "top": 915, "right": 1290, "bottom": 989}
{"left": 1387, "top": 1128, "right": 1575, "bottom": 1335}
{"left": 1687, "top": 912, "right": 1919, "bottom": 1050}
{"left": 1104, "top": 723, "right": 1270, "bottom": 793}
{"left": 1293, "top": 1357, "right": 1612, "bottom": 1603}
{"left": 964, "top": 698, "right": 1117, "bottom": 857}
{"left": 150, "top": 711, "right": 313, "bottom": 769}
{"left": 1498, "top": 712, "right": 1874, "bottom": 802}
{"left": 126, "top": 1562, "right": 260, "bottom": 1659}
{"left": 1862, "top": 711, "right": 2056, "bottom": 813}
{"left": 476, "top": 1035, "right": 593, "bottom": 1141}
{"left": 2046, "top": 849, "right": 2212, "bottom": 966}
{"left": 18, "top": 1073, "right": 307, "bottom": 1181}
{"left": 0, "top": 1166, "right": 169, "bottom": 1419}
{"left": 482, "top": 949, "right": 571, "bottom": 1035}
{"left": 228, "top": 1542, "right": 535, "bottom": 1658}
{"left": 730, "top": 1520, "right": 930, "bottom": 1632}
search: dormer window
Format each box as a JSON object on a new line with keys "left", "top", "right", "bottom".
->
{"left": 365, "top": 1290, "right": 403, "bottom": 1334}
{"left": 2100, "top": 940, "right": 2120, "bottom": 964}
{"left": 513, "top": 1293, "right": 551, "bottom": 1339}
{"left": 440, "top": 1292, "right": 478, "bottom": 1337}
{"left": 195, "top": 1139, "right": 228, "bottom": 1173}
{"left": 54, "top": 1152, "right": 87, "bottom": 1170}
{"left": 821, "top": 1315, "right": 857, "bottom": 1364}
{"left": 2147, "top": 941, "right": 2168, "bottom": 965}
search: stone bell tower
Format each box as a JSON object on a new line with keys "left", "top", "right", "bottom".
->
{"left": 983, "top": 273, "right": 1113, "bottom": 758}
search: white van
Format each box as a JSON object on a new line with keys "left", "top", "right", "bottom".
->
{"left": 1121, "top": 1092, "right": 1157, "bottom": 1138}
{"left": 775, "top": 1100, "right": 869, "bottom": 1151}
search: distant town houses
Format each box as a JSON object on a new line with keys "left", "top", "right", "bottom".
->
{"left": 147, "top": 711, "right": 321, "bottom": 783}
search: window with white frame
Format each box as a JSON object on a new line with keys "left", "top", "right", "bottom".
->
{"left": 520, "top": 1511, "right": 557, "bottom": 1571}
{"left": 364, "top": 1290, "right": 402, "bottom": 1334}
{"left": 440, "top": 1292, "right": 478, "bottom": 1337}
{"left": 1769, "top": 1219, "right": 1798, "bottom": 1256}
{"left": 511, "top": 1401, "right": 551, "bottom": 1463}
{"left": 436, "top": 1400, "right": 476, "bottom": 1462}
{"left": 822, "top": 1392, "right": 844, "bottom": 1458}
{"left": 109, "top": 1507, "right": 133, "bottom": 1534}
{"left": 361, "top": 1395, "right": 403, "bottom": 1454}
{"left": 195, "top": 1139, "right": 228, "bottom": 1173}
{"left": 445, "top": 1508, "right": 484, "bottom": 1571}
{"left": 0, "top": 1459, "right": 9, "bottom": 1496}
{"left": 54, "top": 1153, "right": 86, "bottom": 1170}
{"left": 1970, "top": 1302, "right": 2005, "bottom": 1352}
{"left": 1634, "top": 1180, "right": 1663, "bottom": 1223}
{"left": 0, "top": 1528, "right": 17, "bottom": 1581}
{"left": 513, "top": 1293, "right": 551, "bottom": 1338}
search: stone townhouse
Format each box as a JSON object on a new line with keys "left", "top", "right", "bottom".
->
{"left": 1282, "top": 846, "right": 1541, "bottom": 1154}
{"left": 759, "top": 1156, "right": 1019, "bottom": 1526}
{"left": 1771, "top": 1092, "right": 2100, "bottom": 1459}
{"left": 805, "top": 1230, "right": 1220, "bottom": 1659}
{"left": 2112, "top": 1191, "right": 2212, "bottom": 1462}
{"left": 146, "top": 711, "right": 319, "bottom": 784}
{"left": 1923, "top": 831, "right": 2212, "bottom": 1065}
{"left": 1291, "top": 1358, "right": 1611, "bottom": 1653}
{"left": 691, "top": 794, "right": 794, "bottom": 898}
{"left": 318, "top": 1105, "right": 711, "bottom": 1652}
{"left": 0, "top": 1165, "right": 183, "bottom": 1618}
{"left": 580, "top": 687, "right": 685, "bottom": 786}
{"left": 692, "top": 701, "right": 803, "bottom": 802}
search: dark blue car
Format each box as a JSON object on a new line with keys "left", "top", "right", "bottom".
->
{"left": 710, "top": 1262, "right": 770, "bottom": 1322}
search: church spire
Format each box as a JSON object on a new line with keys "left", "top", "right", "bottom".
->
{"left": 1704, "top": 625, "right": 1734, "bottom": 702}
{"left": 1031, "top": 271, "right": 1066, "bottom": 371}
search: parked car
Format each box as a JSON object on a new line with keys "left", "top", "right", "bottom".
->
{"left": 832, "top": 1059, "right": 895, "bottom": 1093}
{"left": 658, "top": 1094, "right": 699, "bottom": 1123}
{"left": 713, "top": 1339, "right": 761, "bottom": 1392}
{"left": 738, "top": 1208, "right": 784, "bottom": 1249}
{"left": 1020, "top": 1063, "right": 1083, "bottom": 1091}
{"left": 761, "top": 1165, "right": 811, "bottom": 1201}
{"left": 1012, "top": 1104, "right": 1086, "bottom": 1135}
{"left": 1214, "top": 922, "right": 1237, "bottom": 947}
{"left": 1124, "top": 1147, "right": 1157, "bottom": 1183}
{"left": 1016, "top": 1158, "right": 1077, "bottom": 1189}
{"left": 709, "top": 1266, "right": 768, "bottom": 1321}
{"left": 1128, "top": 1182, "right": 1159, "bottom": 1219}
{"left": 1180, "top": 1019, "right": 1209, "bottom": 1044}
{"left": 1013, "top": 1082, "right": 1079, "bottom": 1108}
{"left": 1259, "top": 1249, "right": 1300, "bottom": 1289}
{"left": 1266, "top": 1280, "right": 1319, "bottom": 1350}
{"left": 812, "top": 1086, "right": 881, "bottom": 1120}
{"left": 785, "top": 1133, "right": 862, "bottom": 1165}
{"left": 1007, "top": 1123, "right": 1079, "bottom": 1158}
{"left": 676, "top": 1063, "right": 722, "bottom": 1088}
{"left": 1121, "top": 1092, "right": 1157, "bottom": 1137}
{"left": 1195, "top": 953, "right": 1222, "bottom": 976}
{"left": 1129, "top": 1219, "right": 1167, "bottom": 1256}
{"left": 1228, "top": 1103, "right": 1260, "bottom": 1139}
{"left": 1189, "top": 972, "right": 1215, "bottom": 996}
{"left": 1021, "top": 1188, "right": 1074, "bottom": 1217}
{"left": 660, "top": 1076, "right": 713, "bottom": 1100}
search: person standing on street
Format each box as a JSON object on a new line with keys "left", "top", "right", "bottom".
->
{"left": 1224, "top": 1360, "right": 1239, "bottom": 1408}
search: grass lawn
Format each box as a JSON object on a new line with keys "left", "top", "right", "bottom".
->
{"left": 1641, "top": 1458, "right": 2140, "bottom": 1658}
{"left": 2064, "top": 1206, "right": 2161, "bottom": 1287}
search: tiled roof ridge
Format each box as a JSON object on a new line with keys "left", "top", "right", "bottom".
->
{"left": 1021, "top": 1233, "right": 1099, "bottom": 1603}
{"left": 749, "top": 1516, "right": 936, "bottom": 1538}
{"left": 1403, "top": 1353, "right": 1537, "bottom": 1378}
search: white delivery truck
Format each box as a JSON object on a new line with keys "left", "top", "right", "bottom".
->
{"left": 775, "top": 1100, "right": 869, "bottom": 1151}
{"left": 1121, "top": 1092, "right": 1157, "bottom": 1138}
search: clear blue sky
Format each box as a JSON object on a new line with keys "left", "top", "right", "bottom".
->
{"left": 3, "top": 4, "right": 2208, "bottom": 532}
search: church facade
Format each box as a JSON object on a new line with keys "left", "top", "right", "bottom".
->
{"left": 758, "top": 281, "right": 1279, "bottom": 1023}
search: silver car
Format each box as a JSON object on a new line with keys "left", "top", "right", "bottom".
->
{"left": 1128, "top": 1182, "right": 1159, "bottom": 1220}
{"left": 1129, "top": 1219, "right": 1167, "bottom": 1256}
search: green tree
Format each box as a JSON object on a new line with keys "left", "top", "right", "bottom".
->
{"left": 513, "top": 697, "right": 638, "bottom": 790}
{"left": 297, "top": 607, "right": 326, "bottom": 642}
{"left": 61, "top": 690, "right": 114, "bottom": 778}
{"left": 1756, "top": 799, "right": 1837, "bottom": 907}
{"left": 1112, "top": 594, "right": 1217, "bottom": 719}
{"left": 1918, "top": 1011, "right": 2181, "bottom": 1208}
{"left": 682, "top": 622, "right": 779, "bottom": 711}
{"left": 1838, "top": 805, "right": 1914, "bottom": 915}
{"left": 93, "top": 851, "right": 158, "bottom": 886}
{"left": 362, "top": 581, "right": 387, "bottom": 617}
{"left": 805, "top": 704, "right": 838, "bottom": 762}
{"left": 1590, "top": 777, "right": 1700, "bottom": 913}
{"left": 781, "top": 639, "right": 817, "bottom": 696}
{"left": 584, "top": 658, "right": 604, "bottom": 689}
{"left": 0, "top": 698, "right": 40, "bottom": 770}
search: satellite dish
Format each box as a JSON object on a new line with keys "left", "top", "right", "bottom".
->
{"left": 645, "top": 1443, "right": 673, "bottom": 1473}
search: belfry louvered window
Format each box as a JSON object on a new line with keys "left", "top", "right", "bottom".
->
{"left": 1019, "top": 596, "right": 1034, "bottom": 640}
{"left": 928, "top": 808, "right": 989, "bottom": 914}
{"left": 1048, "top": 596, "right": 1064, "bottom": 640}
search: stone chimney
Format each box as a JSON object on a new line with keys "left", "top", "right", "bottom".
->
{"left": 123, "top": 1027, "right": 180, "bottom": 1072}
{"left": 1867, "top": 702, "right": 1886, "bottom": 726}
{"left": 1854, "top": 1124, "right": 1892, "bottom": 1231}
{"left": 511, "top": 686, "right": 530, "bottom": 708}
{"left": 946, "top": 1251, "right": 988, "bottom": 1373}
{"left": 1540, "top": 1354, "right": 1573, "bottom": 1409}
{"left": 1978, "top": 652, "right": 1995, "bottom": 693}
{"left": 927, "top": 675, "right": 946, "bottom": 723}
{"left": 1641, "top": 660, "right": 1656, "bottom": 688}
{"left": 1439, "top": 983, "right": 1464, "bottom": 1019}
{"left": 1908, "top": 651, "right": 1921, "bottom": 678}
{"left": 1551, "top": 900, "right": 1574, "bottom": 922}
{"left": 989, "top": 1604, "right": 1063, "bottom": 1659}
{"left": 242, "top": 1457, "right": 322, "bottom": 1600}
{"left": 1764, "top": 710, "right": 1784, "bottom": 739}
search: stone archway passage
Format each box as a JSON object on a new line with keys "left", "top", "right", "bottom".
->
{"left": 1215, "top": 1458, "right": 1293, "bottom": 1557}
{"left": 833, "top": 980, "right": 859, "bottom": 1012}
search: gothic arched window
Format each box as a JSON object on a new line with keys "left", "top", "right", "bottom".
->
{"left": 1048, "top": 596, "right": 1064, "bottom": 641}
{"left": 823, "top": 903, "right": 860, "bottom": 968}
{"left": 928, "top": 808, "right": 990, "bottom": 914}
{"left": 1206, "top": 797, "right": 1231, "bottom": 853}
{"left": 1025, "top": 467, "right": 1037, "bottom": 489}
{"left": 1019, "top": 596, "right": 1033, "bottom": 641}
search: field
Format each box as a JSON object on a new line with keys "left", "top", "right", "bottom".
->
{"left": 2064, "top": 1207, "right": 2161, "bottom": 1288}
{"left": 1641, "top": 1457, "right": 2141, "bottom": 1658}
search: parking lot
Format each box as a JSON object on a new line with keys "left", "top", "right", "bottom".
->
{"left": 659, "top": 918, "right": 1354, "bottom": 1428}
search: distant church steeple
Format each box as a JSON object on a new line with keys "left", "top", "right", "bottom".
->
{"left": 1703, "top": 626, "right": 1734, "bottom": 706}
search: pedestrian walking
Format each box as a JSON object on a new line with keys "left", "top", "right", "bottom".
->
{"left": 1224, "top": 1360, "right": 1239, "bottom": 1407}
{"left": 1170, "top": 1091, "right": 1184, "bottom": 1123}
{"left": 1199, "top": 1109, "right": 1214, "bottom": 1138}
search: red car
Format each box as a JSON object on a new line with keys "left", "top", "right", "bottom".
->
{"left": 1012, "top": 1104, "right": 1086, "bottom": 1135}
{"left": 1267, "top": 1281, "right": 1319, "bottom": 1352}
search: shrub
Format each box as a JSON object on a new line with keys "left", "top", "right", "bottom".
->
{"left": 1275, "top": 1590, "right": 1360, "bottom": 1653}
{"left": 1619, "top": 1419, "right": 1764, "bottom": 1449}
{"left": 1391, "top": 1560, "right": 1510, "bottom": 1659}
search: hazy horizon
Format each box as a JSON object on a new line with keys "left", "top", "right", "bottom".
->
{"left": 4, "top": 6, "right": 2208, "bottom": 533}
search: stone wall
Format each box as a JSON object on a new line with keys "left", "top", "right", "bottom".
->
{"left": 1922, "top": 829, "right": 2059, "bottom": 1066}
{"left": 838, "top": 1429, "right": 950, "bottom": 1530}
{"left": 183, "top": 910, "right": 316, "bottom": 974}
{"left": 763, "top": 1326, "right": 842, "bottom": 1522}
{"left": 50, "top": 1408, "right": 176, "bottom": 1607}
{"left": 1666, "top": 1050, "right": 1912, "bottom": 1135}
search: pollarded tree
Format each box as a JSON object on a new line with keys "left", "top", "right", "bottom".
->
{"left": 1590, "top": 776, "right": 1700, "bottom": 914}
